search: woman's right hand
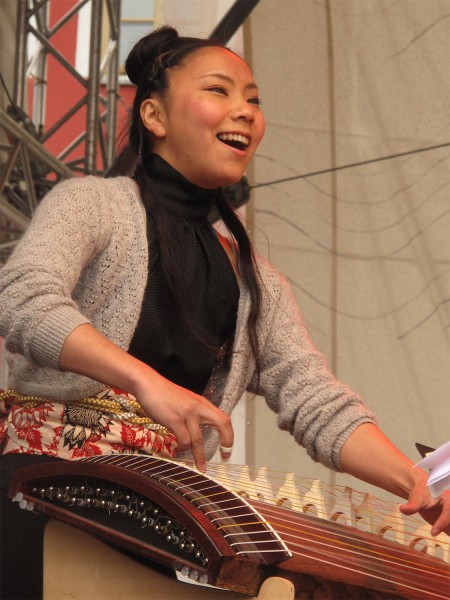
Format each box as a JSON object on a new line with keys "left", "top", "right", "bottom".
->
{"left": 133, "top": 371, "right": 234, "bottom": 472}
{"left": 59, "top": 324, "right": 234, "bottom": 472}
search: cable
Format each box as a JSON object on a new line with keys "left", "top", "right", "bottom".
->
{"left": 251, "top": 142, "right": 450, "bottom": 189}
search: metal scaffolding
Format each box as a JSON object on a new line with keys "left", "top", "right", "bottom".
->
{"left": 0, "top": 0, "right": 121, "bottom": 264}
{"left": 0, "top": 0, "right": 260, "bottom": 266}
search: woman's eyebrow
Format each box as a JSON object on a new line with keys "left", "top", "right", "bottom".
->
{"left": 200, "top": 72, "right": 258, "bottom": 91}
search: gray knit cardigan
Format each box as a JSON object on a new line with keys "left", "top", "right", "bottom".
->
{"left": 0, "top": 176, "right": 376, "bottom": 469}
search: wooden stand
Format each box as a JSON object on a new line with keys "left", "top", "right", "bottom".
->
{"left": 44, "top": 520, "right": 295, "bottom": 600}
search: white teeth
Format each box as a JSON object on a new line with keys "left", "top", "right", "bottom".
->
{"left": 218, "top": 133, "right": 250, "bottom": 145}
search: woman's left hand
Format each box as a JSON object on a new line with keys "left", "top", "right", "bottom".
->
{"left": 340, "top": 424, "right": 450, "bottom": 536}
{"left": 400, "top": 473, "right": 450, "bottom": 536}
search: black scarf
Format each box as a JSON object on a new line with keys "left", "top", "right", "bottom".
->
{"left": 128, "top": 154, "right": 240, "bottom": 395}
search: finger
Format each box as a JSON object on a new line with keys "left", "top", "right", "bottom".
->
{"left": 432, "top": 494, "right": 450, "bottom": 535}
{"left": 197, "top": 408, "right": 234, "bottom": 460}
{"left": 191, "top": 441, "right": 206, "bottom": 473}
{"left": 430, "top": 513, "right": 450, "bottom": 537}
{"left": 400, "top": 497, "right": 439, "bottom": 516}
{"left": 214, "top": 412, "right": 234, "bottom": 455}
{"left": 219, "top": 443, "right": 233, "bottom": 459}
{"left": 175, "top": 436, "right": 191, "bottom": 453}
{"left": 186, "top": 420, "right": 207, "bottom": 473}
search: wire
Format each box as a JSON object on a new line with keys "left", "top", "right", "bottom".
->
{"left": 0, "top": 73, "right": 14, "bottom": 106}
{"left": 251, "top": 141, "right": 450, "bottom": 189}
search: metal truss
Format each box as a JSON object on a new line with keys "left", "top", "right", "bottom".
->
{"left": 0, "top": 0, "right": 121, "bottom": 264}
{"left": 0, "top": 105, "right": 73, "bottom": 264}
{"left": 13, "top": 0, "right": 121, "bottom": 174}
{"left": 0, "top": 0, "right": 260, "bottom": 265}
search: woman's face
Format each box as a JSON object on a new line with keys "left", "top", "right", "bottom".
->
{"left": 141, "top": 46, "right": 265, "bottom": 188}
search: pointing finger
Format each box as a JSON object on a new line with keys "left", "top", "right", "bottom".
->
{"left": 186, "top": 420, "right": 207, "bottom": 472}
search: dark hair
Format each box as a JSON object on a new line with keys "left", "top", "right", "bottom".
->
{"left": 110, "top": 26, "right": 262, "bottom": 387}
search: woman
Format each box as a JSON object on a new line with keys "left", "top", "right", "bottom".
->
{"left": 0, "top": 26, "right": 448, "bottom": 600}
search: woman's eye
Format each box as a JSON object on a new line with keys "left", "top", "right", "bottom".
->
{"left": 209, "top": 86, "right": 227, "bottom": 95}
{"left": 248, "top": 96, "right": 262, "bottom": 106}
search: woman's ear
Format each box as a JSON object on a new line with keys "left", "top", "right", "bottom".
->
{"left": 140, "top": 98, "right": 166, "bottom": 138}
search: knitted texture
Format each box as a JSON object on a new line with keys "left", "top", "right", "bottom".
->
{"left": 0, "top": 176, "right": 147, "bottom": 399}
{"left": 0, "top": 176, "right": 376, "bottom": 470}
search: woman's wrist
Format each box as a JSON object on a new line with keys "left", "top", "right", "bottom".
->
{"left": 395, "top": 466, "right": 428, "bottom": 499}
{"left": 340, "top": 423, "right": 426, "bottom": 500}
{"left": 126, "top": 361, "right": 165, "bottom": 403}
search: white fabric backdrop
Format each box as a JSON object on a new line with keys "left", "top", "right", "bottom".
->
{"left": 245, "top": 0, "right": 450, "bottom": 498}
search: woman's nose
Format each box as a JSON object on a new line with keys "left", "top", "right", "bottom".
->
{"left": 231, "top": 99, "right": 255, "bottom": 123}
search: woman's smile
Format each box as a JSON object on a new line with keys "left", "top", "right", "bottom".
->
{"left": 217, "top": 131, "right": 251, "bottom": 152}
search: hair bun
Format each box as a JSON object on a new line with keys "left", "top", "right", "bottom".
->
{"left": 125, "top": 26, "right": 180, "bottom": 85}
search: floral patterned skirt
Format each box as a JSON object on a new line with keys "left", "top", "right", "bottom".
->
{"left": 0, "top": 387, "right": 178, "bottom": 460}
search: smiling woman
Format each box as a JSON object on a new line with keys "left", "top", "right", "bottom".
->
{"left": 0, "top": 25, "right": 449, "bottom": 600}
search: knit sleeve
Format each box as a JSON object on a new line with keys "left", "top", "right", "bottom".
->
{"left": 0, "top": 177, "right": 111, "bottom": 368}
{"left": 252, "top": 263, "right": 377, "bottom": 471}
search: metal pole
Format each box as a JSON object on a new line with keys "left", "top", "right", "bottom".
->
{"left": 85, "top": 0, "right": 103, "bottom": 174}
{"left": 32, "top": 2, "right": 49, "bottom": 136}
{"left": 13, "top": 0, "right": 28, "bottom": 109}
{"left": 105, "top": 0, "right": 121, "bottom": 167}
{"left": 209, "top": 0, "right": 260, "bottom": 44}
